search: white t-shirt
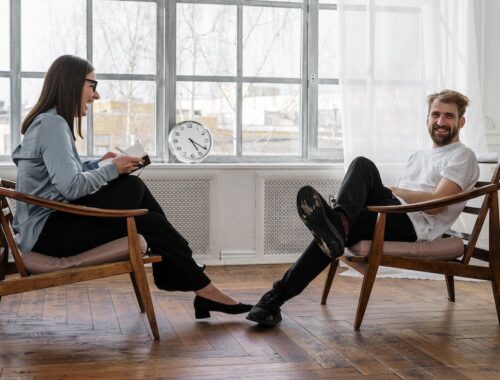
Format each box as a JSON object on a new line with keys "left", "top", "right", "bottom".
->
{"left": 395, "top": 142, "right": 479, "bottom": 241}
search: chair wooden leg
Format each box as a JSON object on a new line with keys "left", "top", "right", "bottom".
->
{"left": 129, "top": 273, "right": 145, "bottom": 313}
{"left": 354, "top": 259, "right": 381, "bottom": 330}
{"left": 321, "top": 259, "right": 339, "bottom": 305}
{"left": 488, "top": 194, "right": 500, "bottom": 324}
{"left": 130, "top": 266, "right": 159, "bottom": 340}
{"left": 0, "top": 247, "right": 8, "bottom": 303}
{"left": 491, "top": 269, "right": 500, "bottom": 324}
{"left": 354, "top": 213, "right": 386, "bottom": 331}
{"left": 445, "top": 275, "right": 455, "bottom": 302}
{"left": 127, "top": 218, "right": 160, "bottom": 340}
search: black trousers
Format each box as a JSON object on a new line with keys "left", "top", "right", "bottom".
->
{"left": 274, "top": 157, "right": 417, "bottom": 301}
{"left": 33, "top": 175, "right": 211, "bottom": 292}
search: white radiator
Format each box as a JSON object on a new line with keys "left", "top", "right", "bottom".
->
{"left": 143, "top": 178, "right": 212, "bottom": 256}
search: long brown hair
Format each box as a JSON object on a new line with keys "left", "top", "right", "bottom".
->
{"left": 21, "top": 55, "right": 94, "bottom": 139}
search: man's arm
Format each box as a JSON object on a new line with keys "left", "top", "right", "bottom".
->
{"left": 390, "top": 177, "right": 462, "bottom": 215}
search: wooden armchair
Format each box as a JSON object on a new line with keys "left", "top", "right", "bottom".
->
{"left": 0, "top": 179, "right": 163, "bottom": 340}
{"left": 321, "top": 163, "right": 500, "bottom": 330}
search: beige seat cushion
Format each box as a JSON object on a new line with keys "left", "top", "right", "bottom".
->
{"left": 23, "top": 235, "right": 148, "bottom": 274}
{"left": 346, "top": 236, "right": 464, "bottom": 260}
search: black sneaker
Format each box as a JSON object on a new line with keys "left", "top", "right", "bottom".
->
{"left": 246, "top": 288, "right": 284, "bottom": 327}
{"left": 297, "top": 185, "right": 346, "bottom": 259}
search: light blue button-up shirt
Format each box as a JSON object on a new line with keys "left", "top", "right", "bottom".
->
{"left": 11, "top": 108, "right": 119, "bottom": 252}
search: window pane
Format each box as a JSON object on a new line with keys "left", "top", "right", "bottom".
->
{"left": 318, "top": 85, "right": 342, "bottom": 157}
{"left": 0, "top": 0, "right": 8, "bottom": 70}
{"left": 321, "top": 0, "right": 420, "bottom": 5}
{"left": 22, "top": 78, "right": 88, "bottom": 155}
{"left": 243, "top": 7, "right": 302, "bottom": 78}
{"left": 377, "top": 0, "right": 421, "bottom": 7}
{"left": 177, "top": 4, "right": 236, "bottom": 76}
{"left": 94, "top": 80, "right": 156, "bottom": 156}
{"left": 21, "top": 79, "right": 43, "bottom": 122}
{"left": 347, "top": 85, "right": 421, "bottom": 162}
{"left": 343, "top": 10, "right": 367, "bottom": 80}
{"left": 374, "top": 12, "right": 421, "bottom": 81}
{"left": 374, "top": 86, "right": 421, "bottom": 160}
{"left": 318, "top": 10, "right": 339, "bottom": 79}
{"left": 176, "top": 82, "right": 236, "bottom": 156}
{"left": 0, "top": 79, "right": 10, "bottom": 155}
{"left": 21, "top": 0, "right": 86, "bottom": 72}
{"left": 94, "top": 0, "right": 156, "bottom": 75}
{"left": 259, "top": 0, "right": 302, "bottom": 3}
{"left": 242, "top": 83, "right": 300, "bottom": 156}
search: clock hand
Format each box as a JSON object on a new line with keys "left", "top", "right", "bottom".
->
{"left": 188, "top": 138, "right": 200, "bottom": 151}
{"left": 191, "top": 139, "right": 207, "bottom": 150}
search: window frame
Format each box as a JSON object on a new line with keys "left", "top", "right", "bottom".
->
{"left": 1, "top": 0, "right": 422, "bottom": 163}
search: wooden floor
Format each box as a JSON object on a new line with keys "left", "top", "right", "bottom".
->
{"left": 0, "top": 264, "right": 499, "bottom": 379}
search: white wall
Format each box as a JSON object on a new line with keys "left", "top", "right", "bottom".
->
{"left": 482, "top": 0, "right": 500, "bottom": 151}
{"left": 0, "top": 163, "right": 349, "bottom": 265}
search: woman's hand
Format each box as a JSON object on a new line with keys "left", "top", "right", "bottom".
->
{"left": 112, "top": 155, "right": 143, "bottom": 175}
{"left": 100, "top": 151, "right": 118, "bottom": 161}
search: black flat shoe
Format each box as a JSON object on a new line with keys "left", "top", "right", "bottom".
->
{"left": 193, "top": 296, "right": 253, "bottom": 319}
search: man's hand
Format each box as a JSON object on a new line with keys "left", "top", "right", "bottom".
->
{"left": 112, "top": 155, "right": 143, "bottom": 175}
{"left": 390, "top": 177, "right": 462, "bottom": 214}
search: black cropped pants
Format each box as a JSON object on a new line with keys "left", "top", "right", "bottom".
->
{"left": 274, "top": 157, "right": 417, "bottom": 301}
{"left": 33, "top": 175, "right": 211, "bottom": 292}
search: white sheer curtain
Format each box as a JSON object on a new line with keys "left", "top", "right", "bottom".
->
{"left": 338, "top": 0, "right": 487, "bottom": 167}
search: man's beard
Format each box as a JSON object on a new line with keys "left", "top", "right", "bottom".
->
{"left": 429, "top": 124, "right": 458, "bottom": 146}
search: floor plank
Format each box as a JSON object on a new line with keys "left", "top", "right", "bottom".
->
{"left": 1, "top": 264, "right": 499, "bottom": 379}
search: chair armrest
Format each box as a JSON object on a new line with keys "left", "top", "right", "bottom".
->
{"left": 367, "top": 184, "right": 499, "bottom": 214}
{"left": 0, "top": 187, "right": 147, "bottom": 218}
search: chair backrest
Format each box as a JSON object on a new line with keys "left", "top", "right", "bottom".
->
{"left": 445, "top": 162, "right": 500, "bottom": 265}
{"left": 0, "top": 179, "right": 28, "bottom": 277}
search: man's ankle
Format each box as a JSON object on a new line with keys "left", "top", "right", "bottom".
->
{"left": 339, "top": 211, "right": 350, "bottom": 236}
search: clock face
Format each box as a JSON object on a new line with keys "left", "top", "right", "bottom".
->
{"left": 168, "top": 121, "right": 213, "bottom": 163}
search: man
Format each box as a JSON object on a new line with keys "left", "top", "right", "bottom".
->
{"left": 246, "top": 89, "right": 480, "bottom": 327}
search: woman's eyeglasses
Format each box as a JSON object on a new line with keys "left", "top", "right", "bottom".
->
{"left": 85, "top": 79, "right": 98, "bottom": 93}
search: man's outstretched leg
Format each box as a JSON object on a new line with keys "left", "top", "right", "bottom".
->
{"left": 246, "top": 240, "right": 332, "bottom": 326}
{"left": 247, "top": 157, "right": 394, "bottom": 327}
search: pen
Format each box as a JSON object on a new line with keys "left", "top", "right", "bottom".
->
{"left": 115, "top": 146, "right": 128, "bottom": 155}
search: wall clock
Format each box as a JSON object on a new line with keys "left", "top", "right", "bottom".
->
{"left": 168, "top": 121, "right": 213, "bottom": 163}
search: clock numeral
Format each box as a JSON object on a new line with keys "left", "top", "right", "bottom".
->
{"left": 182, "top": 152, "right": 187, "bottom": 156}
{"left": 187, "top": 124, "right": 193, "bottom": 128}
{"left": 173, "top": 139, "right": 178, "bottom": 143}
{"left": 201, "top": 132, "right": 206, "bottom": 136}
{"left": 175, "top": 132, "right": 180, "bottom": 136}
{"left": 176, "top": 147, "right": 181, "bottom": 151}
{"left": 198, "top": 152, "right": 202, "bottom": 156}
{"left": 191, "top": 154, "right": 195, "bottom": 158}
{"left": 204, "top": 138, "right": 208, "bottom": 143}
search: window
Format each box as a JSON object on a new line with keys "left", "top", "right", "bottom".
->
{"left": 0, "top": 0, "right": 10, "bottom": 155}
{"left": 4, "top": 0, "right": 159, "bottom": 159}
{"left": 2, "top": 0, "right": 423, "bottom": 163}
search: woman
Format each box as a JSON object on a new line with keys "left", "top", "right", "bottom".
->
{"left": 12, "top": 55, "right": 252, "bottom": 319}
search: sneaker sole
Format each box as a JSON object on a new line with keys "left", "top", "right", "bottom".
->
{"left": 297, "top": 186, "right": 345, "bottom": 258}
